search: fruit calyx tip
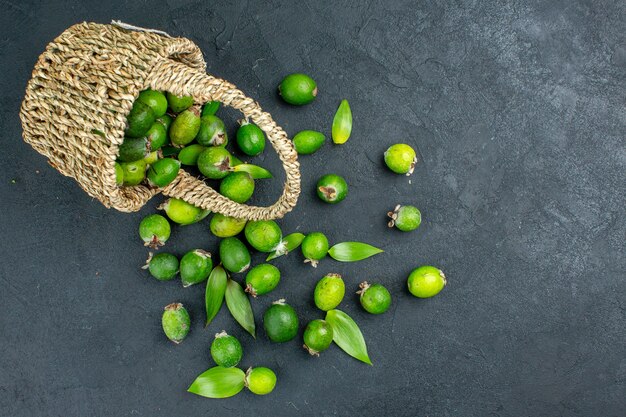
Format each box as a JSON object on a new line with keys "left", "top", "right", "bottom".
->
{"left": 303, "top": 344, "right": 320, "bottom": 357}
{"left": 272, "top": 298, "right": 286, "bottom": 305}
{"left": 303, "top": 258, "right": 319, "bottom": 268}
{"left": 356, "top": 281, "right": 370, "bottom": 295}
{"left": 164, "top": 302, "right": 183, "bottom": 311}
{"left": 141, "top": 252, "right": 154, "bottom": 269}
{"left": 244, "top": 283, "right": 258, "bottom": 297}
{"left": 215, "top": 330, "right": 229, "bottom": 338}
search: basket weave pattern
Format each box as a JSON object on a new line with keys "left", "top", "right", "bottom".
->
{"left": 20, "top": 22, "right": 300, "bottom": 220}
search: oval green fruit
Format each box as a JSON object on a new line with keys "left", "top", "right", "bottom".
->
{"left": 120, "top": 159, "right": 147, "bottom": 186}
{"left": 220, "top": 172, "right": 254, "bottom": 203}
{"left": 114, "top": 162, "right": 124, "bottom": 186}
{"left": 314, "top": 273, "right": 345, "bottom": 311}
{"left": 137, "top": 89, "right": 168, "bottom": 117}
{"left": 301, "top": 232, "right": 329, "bottom": 267}
{"left": 196, "top": 114, "right": 228, "bottom": 147}
{"left": 210, "top": 214, "right": 247, "bottom": 238}
{"left": 388, "top": 204, "right": 421, "bottom": 232}
{"left": 245, "top": 263, "right": 280, "bottom": 297}
{"left": 293, "top": 130, "right": 325, "bottom": 155}
{"left": 170, "top": 106, "right": 201, "bottom": 146}
{"left": 180, "top": 249, "right": 213, "bottom": 287}
{"left": 146, "top": 121, "right": 168, "bottom": 151}
{"left": 279, "top": 73, "right": 317, "bottom": 105}
{"left": 144, "top": 150, "right": 159, "bottom": 165}
{"left": 147, "top": 158, "right": 181, "bottom": 187}
{"left": 245, "top": 367, "right": 276, "bottom": 395}
{"left": 197, "top": 147, "right": 232, "bottom": 179}
{"left": 303, "top": 319, "right": 333, "bottom": 356}
{"left": 178, "top": 144, "right": 206, "bottom": 166}
{"left": 236, "top": 121, "right": 266, "bottom": 156}
{"left": 244, "top": 220, "right": 282, "bottom": 253}
{"left": 118, "top": 136, "right": 149, "bottom": 162}
{"left": 219, "top": 237, "right": 251, "bottom": 273}
{"left": 407, "top": 266, "right": 446, "bottom": 298}
{"left": 384, "top": 143, "right": 417, "bottom": 175}
{"left": 145, "top": 252, "right": 179, "bottom": 281}
{"left": 210, "top": 331, "right": 243, "bottom": 368}
{"left": 357, "top": 282, "right": 391, "bottom": 314}
{"left": 157, "top": 114, "right": 173, "bottom": 132}
{"left": 161, "top": 198, "right": 209, "bottom": 225}
{"left": 263, "top": 299, "right": 299, "bottom": 343}
{"left": 166, "top": 92, "right": 194, "bottom": 113}
{"left": 162, "top": 302, "right": 190, "bottom": 344}
{"left": 125, "top": 100, "right": 156, "bottom": 138}
{"left": 139, "top": 214, "right": 170, "bottom": 248}
{"left": 316, "top": 174, "right": 348, "bottom": 204}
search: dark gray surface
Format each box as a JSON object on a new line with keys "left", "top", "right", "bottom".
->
{"left": 1, "top": 1, "right": 625, "bottom": 416}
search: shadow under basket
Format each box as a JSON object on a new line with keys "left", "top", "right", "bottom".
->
{"left": 19, "top": 22, "right": 300, "bottom": 220}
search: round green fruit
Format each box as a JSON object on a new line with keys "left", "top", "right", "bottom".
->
{"left": 143, "top": 150, "right": 159, "bottom": 165}
{"left": 210, "top": 214, "right": 247, "bottom": 238}
{"left": 210, "top": 331, "right": 243, "bottom": 368}
{"left": 120, "top": 159, "right": 147, "bottom": 186}
{"left": 279, "top": 73, "right": 317, "bottom": 105}
{"left": 314, "top": 273, "right": 345, "bottom": 311}
{"left": 118, "top": 136, "right": 149, "bottom": 162}
{"left": 263, "top": 299, "right": 299, "bottom": 343}
{"left": 388, "top": 204, "right": 421, "bottom": 232}
{"left": 169, "top": 106, "right": 201, "bottom": 146}
{"left": 139, "top": 214, "right": 171, "bottom": 248}
{"left": 137, "top": 89, "right": 168, "bottom": 117}
{"left": 178, "top": 144, "right": 206, "bottom": 166}
{"left": 384, "top": 143, "right": 417, "bottom": 175}
{"left": 157, "top": 114, "right": 173, "bottom": 132}
{"left": 220, "top": 172, "right": 254, "bottom": 203}
{"left": 197, "top": 147, "right": 232, "bottom": 179}
{"left": 357, "top": 282, "right": 391, "bottom": 314}
{"left": 166, "top": 92, "right": 193, "bottom": 113}
{"left": 146, "top": 121, "right": 168, "bottom": 151}
{"left": 245, "top": 367, "right": 276, "bottom": 395}
{"left": 125, "top": 101, "right": 156, "bottom": 138}
{"left": 301, "top": 232, "right": 329, "bottom": 267}
{"left": 293, "top": 130, "right": 325, "bottom": 155}
{"left": 160, "top": 198, "right": 209, "bottom": 225}
{"left": 162, "top": 302, "right": 190, "bottom": 344}
{"left": 196, "top": 114, "right": 228, "bottom": 147}
{"left": 407, "top": 266, "right": 446, "bottom": 298}
{"left": 236, "top": 121, "right": 266, "bottom": 156}
{"left": 244, "top": 220, "right": 283, "bottom": 253}
{"left": 303, "top": 319, "right": 333, "bottom": 356}
{"left": 219, "top": 237, "right": 251, "bottom": 273}
{"left": 245, "top": 263, "right": 280, "bottom": 297}
{"left": 147, "top": 158, "right": 181, "bottom": 187}
{"left": 144, "top": 252, "right": 179, "bottom": 281}
{"left": 316, "top": 174, "right": 348, "bottom": 204}
{"left": 180, "top": 249, "right": 213, "bottom": 287}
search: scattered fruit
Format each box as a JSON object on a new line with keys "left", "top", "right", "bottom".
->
{"left": 178, "top": 144, "right": 206, "bottom": 165}
{"left": 407, "top": 266, "right": 446, "bottom": 298}
{"left": 197, "top": 114, "right": 228, "bottom": 147}
{"left": 388, "top": 204, "right": 421, "bottom": 231}
{"left": 162, "top": 303, "right": 190, "bottom": 344}
{"left": 317, "top": 174, "right": 348, "bottom": 204}
{"left": 166, "top": 92, "right": 193, "bottom": 113}
{"left": 245, "top": 367, "right": 277, "bottom": 395}
{"left": 357, "top": 282, "right": 391, "bottom": 314}
{"left": 125, "top": 101, "right": 156, "bottom": 138}
{"left": 139, "top": 214, "right": 170, "bottom": 248}
{"left": 263, "top": 299, "right": 299, "bottom": 343}
{"left": 384, "top": 143, "right": 417, "bottom": 175}
{"left": 219, "top": 237, "right": 251, "bottom": 273}
{"left": 160, "top": 198, "right": 209, "bottom": 225}
{"left": 120, "top": 159, "right": 147, "bottom": 186}
{"left": 293, "top": 130, "right": 325, "bottom": 155}
{"left": 236, "top": 120, "right": 266, "bottom": 156}
{"left": 147, "top": 158, "right": 181, "bottom": 187}
{"left": 279, "top": 73, "right": 317, "bottom": 105}
{"left": 170, "top": 106, "right": 201, "bottom": 146}
{"left": 137, "top": 90, "right": 168, "bottom": 118}
{"left": 143, "top": 252, "right": 179, "bottom": 281}
{"left": 211, "top": 331, "right": 243, "bottom": 368}
{"left": 245, "top": 263, "right": 281, "bottom": 297}
{"left": 245, "top": 220, "right": 283, "bottom": 253}
{"left": 209, "top": 214, "right": 247, "bottom": 238}
{"left": 180, "top": 249, "right": 213, "bottom": 287}
{"left": 220, "top": 172, "right": 255, "bottom": 203}
{"left": 314, "top": 273, "right": 345, "bottom": 311}
{"left": 118, "top": 136, "right": 149, "bottom": 163}
{"left": 303, "top": 319, "right": 333, "bottom": 356}
{"left": 301, "top": 232, "right": 329, "bottom": 267}
{"left": 197, "top": 147, "right": 232, "bottom": 179}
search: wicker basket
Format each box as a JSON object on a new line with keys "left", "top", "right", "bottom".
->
{"left": 19, "top": 22, "right": 300, "bottom": 220}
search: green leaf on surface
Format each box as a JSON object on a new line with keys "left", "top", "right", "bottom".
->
{"left": 231, "top": 164, "right": 273, "bottom": 179}
{"left": 266, "top": 233, "right": 306, "bottom": 261}
{"left": 331, "top": 99, "right": 352, "bottom": 144}
{"left": 202, "top": 101, "right": 221, "bottom": 117}
{"left": 225, "top": 279, "right": 256, "bottom": 338}
{"left": 328, "top": 242, "right": 383, "bottom": 262}
{"left": 205, "top": 265, "right": 227, "bottom": 327}
{"left": 188, "top": 366, "right": 245, "bottom": 398}
{"left": 325, "top": 309, "right": 372, "bottom": 365}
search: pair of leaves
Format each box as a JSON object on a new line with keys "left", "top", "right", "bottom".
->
{"left": 266, "top": 233, "right": 305, "bottom": 261}
{"left": 205, "top": 266, "right": 255, "bottom": 338}
{"left": 326, "top": 309, "right": 372, "bottom": 365}
{"left": 188, "top": 366, "right": 245, "bottom": 398}
{"left": 231, "top": 163, "right": 272, "bottom": 179}
{"left": 328, "top": 242, "right": 383, "bottom": 262}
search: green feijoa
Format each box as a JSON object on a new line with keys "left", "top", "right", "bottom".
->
{"left": 263, "top": 299, "right": 299, "bottom": 343}
{"left": 139, "top": 214, "right": 171, "bottom": 248}
{"left": 210, "top": 331, "right": 243, "bottom": 367}
{"left": 137, "top": 89, "right": 168, "bottom": 117}
{"left": 202, "top": 101, "right": 220, "bottom": 117}
{"left": 210, "top": 214, "right": 247, "bottom": 238}
{"left": 303, "top": 319, "right": 333, "bottom": 356}
{"left": 125, "top": 100, "right": 156, "bottom": 138}
{"left": 147, "top": 158, "right": 181, "bottom": 187}
{"left": 197, "top": 147, "right": 232, "bottom": 179}
{"left": 219, "top": 237, "right": 251, "bottom": 274}
{"left": 357, "top": 282, "right": 391, "bottom": 314}
{"left": 120, "top": 159, "right": 147, "bottom": 186}
{"left": 146, "top": 121, "right": 168, "bottom": 151}
{"left": 166, "top": 92, "right": 194, "bottom": 113}
{"left": 278, "top": 73, "right": 317, "bottom": 105}
{"left": 407, "top": 266, "right": 447, "bottom": 298}
{"left": 244, "top": 220, "right": 282, "bottom": 253}
{"left": 143, "top": 252, "right": 179, "bottom": 281}
{"left": 384, "top": 143, "right": 417, "bottom": 175}
{"left": 244, "top": 264, "right": 280, "bottom": 297}
{"left": 301, "top": 232, "right": 329, "bottom": 267}
{"left": 316, "top": 174, "right": 348, "bottom": 204}
{"left": 388, "top": 204, "right": 421, "bottom": 232}
{"left": 170, "top": 106, "right": 201, "bottom": 146}
{"left": 314, "top": 273, "right": 345, "bottom": 311}
{"left": 180, "top": 249, "right": 213, "bottom": 287}
{"left": 236, "top": 121, "right": 266, "bottom": 156}
{"left": 293, "top": 130, "right": 325, "bottom": 155}
{"left": 196, "top": 115, "right": 228, "bottom": 147}
{"left": 178, "top": 144, "right": 206, "bottom": 166}
{"left": 114, "top": 162, "right": 124, "bottom": 186}
{"left": 245, "top": 367, "right": 277, "bottom": 395}
{"left": 144, "top": 150, "right": 159, "bottom": 165}
{"left": 220, "top": 172, "right": 254, "bottom": 203}
{"left": 162, "top": 302, "right": 190, "bottom": 344}
{"left": 157, "top": 114, "right": 173, "bottom": 132}
{"left": 160, "top": 198, "right": 210, "bottom": 225}
{"left": 118, "top": 136, "right": 149, "bottom": 162}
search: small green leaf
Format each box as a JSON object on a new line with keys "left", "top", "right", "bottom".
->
{"left": 326, "top": 309, "right": 372, "bottom": 365}
{"left": 202, "top": 101, "right": 220, "bottom": 117}
{"left": 328, "top": 242, "right": 383, "bottom": 262}
{"left": 266, "top": 233, "right": 306, "bottom": 261}
{"left": 225, "top": 279, "right": 256, "bottom": 338}
{"left": 332, "top": 99, "right": 352, "bottom": 144}
{"left": 160, "top": 146, "right": 180, "bottom": 157}
{"left": 205, "top": 266, "right": 228, "bottom": 327}
{"left": 231, "top": 163, "right": 273, "bottom": 179}
{"left": 188, "top": 366, "right": 245, "bottom": 398}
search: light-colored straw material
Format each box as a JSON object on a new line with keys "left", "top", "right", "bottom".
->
{"left": 20, "top": 22, "right": 300, "bottom": 220}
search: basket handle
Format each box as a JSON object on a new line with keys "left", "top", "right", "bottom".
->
{"left": 145, "top": 59, "right": 301, "bottom": 221}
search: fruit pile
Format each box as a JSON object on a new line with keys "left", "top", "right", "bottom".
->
{"left": 124, "top": 73, "right": 446, "bottom": 398}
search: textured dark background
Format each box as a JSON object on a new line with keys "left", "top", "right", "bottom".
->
{"left": 1, "top": 0, "right": 625, "bottom": 416}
